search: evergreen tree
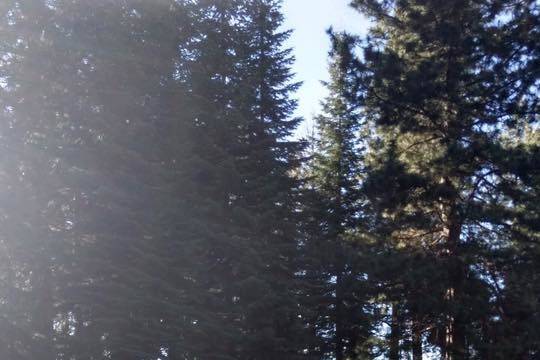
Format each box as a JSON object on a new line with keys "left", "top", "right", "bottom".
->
{"left": 343, "top": 0, "right": 540, "bottom": 358}
{"left": 302, "top": 33, "right": 373, "bottom": 360}
{"left": 178, "top": 1, "right": 305, "bottom": 357}
{"left": 236, "top": 1, "right": 306, "bottom": 357}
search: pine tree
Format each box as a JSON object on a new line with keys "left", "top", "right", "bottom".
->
{"left": 343, "top": 0, "right": 540, "bottom": 358}
{"left": 144, "top": 0, "right": 305, "bottom": 357}
{"left": 235, "top": 1, "right": 306, "bottom": 357}
{"left": 301, "top": 32, "right": 375, "bottom": 359}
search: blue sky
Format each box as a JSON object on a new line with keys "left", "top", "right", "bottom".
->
{"left": 281, "top": 0, "right": 369, "bottom": 137}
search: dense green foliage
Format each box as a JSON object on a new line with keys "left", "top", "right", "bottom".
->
{"left": 0, "top": 0, "right": 538, "bottom": 359}
{"left": 342, "top": 0, "right": 540, "bottom": 358}
{"left": 0, "top": 0, "right": 304, "bottom": 358}
{"left": 299, "top": 34, "right": 376, "bottom": 360}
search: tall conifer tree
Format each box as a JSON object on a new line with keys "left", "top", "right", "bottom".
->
{"left": 303, "top": 33, "right": 373, "bottom": 359}
{"left": 342, "top": 0, "right": 540, "bottom": 357}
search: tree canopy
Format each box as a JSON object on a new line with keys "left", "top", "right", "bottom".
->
{"left": 0, "top": 0, "right": 538, "bottom": 359}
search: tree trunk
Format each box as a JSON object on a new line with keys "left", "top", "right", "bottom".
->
{"left": 443, "top": 283, "right": 467, "bottom": 360}
{"left": 443, "top": 206, "right": 466, "bottom": 360}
